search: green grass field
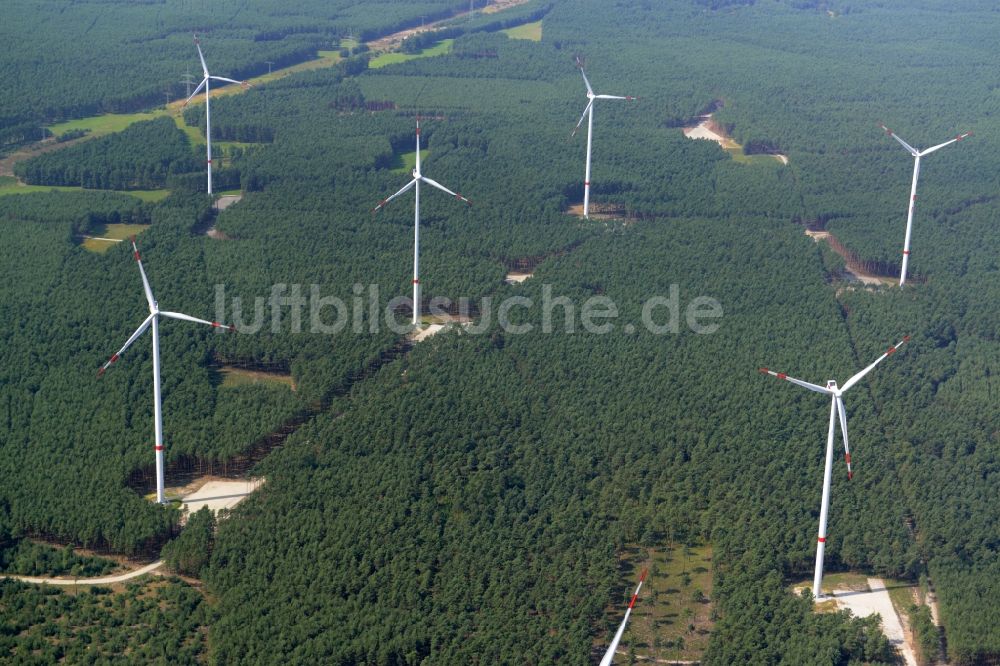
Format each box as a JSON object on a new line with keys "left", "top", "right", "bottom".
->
{"left": 0, "top": 179, "right": 168, "bottom": 202}
{"left": 48, "top": 111, "right": 169, "bottom": 140}
{"left": 80, "top": 223, "right": 152, "bottom": 253}
{"left": 502, "top": 20, "right": 543, "bottom": 41}
{"left": 602, "top": 544, "right": 715, "bottom": 663}
{"left": 217, "top": 367, "right": 295, "bottom": 391}
{"left": 391, "top": 149, "right": 428, "bottom": 174}
{"left": 369, "top": 39, "right": 454, "bottom": 69}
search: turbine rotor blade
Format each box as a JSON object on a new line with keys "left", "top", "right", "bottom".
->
{"left": 98, "top": 314, "right": 155, "bottom": 376}
{"left": 758, "top": 368, "right": 834, "bottom": 395}
{"left": 595, "top": 94, "right": 636, "bottom": 101}
{"left": 372, "top": 178, "right": 417, "bottom": 213}
{"left": 210, "top": 76, "right": 250, "bottom": 88}
{"left": 420, "top": 176, "right": 472, "bottom": 205}
{"left": 181, "top": 78, "right": 208, "bottom": 107}
{"left": 572, "top": 100, "right": 594, "bottom": 136}
{"left": 920, "top": 131, "right": 971, "bottom": 156}
{"left": 836, "top": 396, "right": 852, "bottom": 480}
{"left": 194, "top": 34, "right": 209, "bottom": 77}
{"left": 577, "top": 62, "right": 594, "bottom": 96}
{"left": 599, "top": 569, "right": 648, "bottom": 666}
{"left": 840, "top": 335, "right": 910, "bottom": 393}
{"left": 415, "top": 119, "right": 421, "bottom": 172}
{"left": 159, "top": 311, "right": 234, "bottom": 331}
{"left": 879, "top": 123, "right": 919, "bottom": 156}
{"left": 131, "top": 237, "right": 157, "bottom": 313}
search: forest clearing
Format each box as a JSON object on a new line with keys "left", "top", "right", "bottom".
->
{"left": 79, "top": 223, "right": 152, "bottom": 253}
{"left": 683, "top": 114, "right": 788, "bottom": 165}
{"left": 217, "top": 365, "right": 295, "bottom": 390}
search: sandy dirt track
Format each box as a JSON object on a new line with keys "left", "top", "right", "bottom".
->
{"left": 1, "top": 560, "right": 164, "bottom": 586}
{"left": 832, "top": 578, "right": 916, "bottom": 666}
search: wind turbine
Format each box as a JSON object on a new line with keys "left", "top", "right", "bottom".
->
{"left": 372, "top": 118, "right": 472, "bottom": 326}
{"left": 98, "top": 238, "right": 234, "bottom": 504}
{"left": 182, "top": 34, "right": 251, "bottom": 195}
{"left": 879, "top": 124, "right": 971, "bottom": 286}
{"left": 759, "top": 336, "right": 910, "bottom": 599}
{"left": 599, "top": 569, "right": 648, "bottom": 666}
{"left": 572, "top": 57, "right": 636, "bottom": 219}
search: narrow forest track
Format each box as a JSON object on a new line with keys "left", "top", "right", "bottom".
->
{"left": 0, "top": 136, "right": 90, "bottom": 177}
{"left": 367, "top": 0, "right": 533, "bottom": 52}
{"left": 1, "top": 560, "right": 165, "bottom": 586}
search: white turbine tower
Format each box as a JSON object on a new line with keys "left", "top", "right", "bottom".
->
{"left": 759, "top": 336, "right": 910, "bottom": 599}
{"left": 599, "top": 569, "right": 648, "bottom": 666}
{"left": 98, "top": 238, "right": 234, "bottom": 504}
{"left": 880, "top": 124, "right": 972, "bottom": 286}
{"left": 372, "top": 118, "right": 472, "bottom": 326}
{"left": 572, "top": 57, "right": 636, "bottom": 219}
{"left": 182, "top": 34, "right": 251, "bottom": 195}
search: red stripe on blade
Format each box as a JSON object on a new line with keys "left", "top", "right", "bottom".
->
{"left": 817, "top": 537, "right": 826, "bottom": 543}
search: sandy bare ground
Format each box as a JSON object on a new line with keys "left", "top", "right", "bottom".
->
{"left": 683, "top": 116, "right": 741, "bottom": 151}
{"left": 410, "top": 323, "right": 445, "bottom": 342}
{"left": 215, "top": 194, "right": 242, "bottom": 210}
{"left": 205, "top": 194, "right": 242, "bottom": 239}
{"left": 505, "top": 271, "right": 533, "bottom": 284}
{"left": 682, "top": 114, "right": 788, "bottom": 164}
{"left": 831, "top": 578, "right": 917, "bottom": 666}
{"left": 1, "top": 560, "right": 164, "bottom": 586}
{"left": 408, "top": 314, "right": 473, "bottom": 342}
{"left": 564, "top": 203, "right": 623, "bottom": 220}
{"left": 180, "top": 478, "right": 264, "bottom": 518}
